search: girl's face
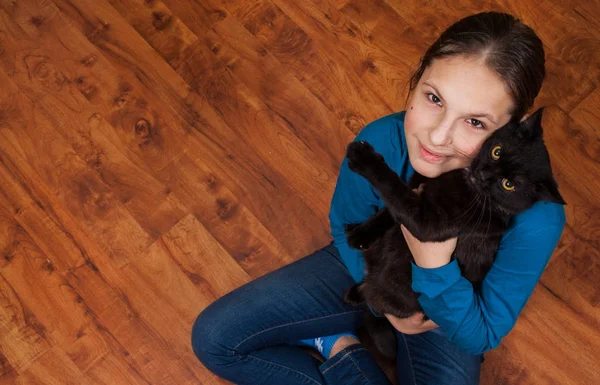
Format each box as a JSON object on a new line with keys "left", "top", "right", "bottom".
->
{"left": 404, "top": 55, "right": 515, "bottom": 178}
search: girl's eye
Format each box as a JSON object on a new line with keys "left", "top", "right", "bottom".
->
{"left": 501, "top": 178, "right": 515, "bottom": 191}
{"left": 427, "top": 93, "right": 442, "bottom": 106}
{"left": 468, "top": 118, "right": 484, "bottom": 129}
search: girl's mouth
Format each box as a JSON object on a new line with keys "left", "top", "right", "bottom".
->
{"left": 419, "top": 143, "right": 445, "bottom": 163}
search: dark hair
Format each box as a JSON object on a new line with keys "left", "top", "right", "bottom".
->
{"left": 408, "top": 12, "right": 545, "bottom": 120}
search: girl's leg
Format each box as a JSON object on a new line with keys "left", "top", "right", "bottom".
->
{"left": 321, "top": 344, "right": 393, "bottom": 384}
{"left": 396, "top": 328, "right": 482, "bottom": 385}
{"left": 191, "top": 243, "right": 391, "bottom": 385}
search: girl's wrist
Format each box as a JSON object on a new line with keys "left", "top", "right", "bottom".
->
{"left": 413, "top": 253, "right": 451, "bottom": 269}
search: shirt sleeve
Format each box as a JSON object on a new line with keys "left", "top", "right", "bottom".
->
{"left": 329, "top": 119, "right": 397, "bottom": 282}
{"left": 411, "top": 202, "right": 566, "bottom": 355}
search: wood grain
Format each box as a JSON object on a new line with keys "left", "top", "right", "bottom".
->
{"left": 0, "top": 0, "right": 598, "bottom": 384}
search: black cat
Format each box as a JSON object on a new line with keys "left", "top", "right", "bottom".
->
{"left": 342, "top": 109, "right": 565, "bottom": 358}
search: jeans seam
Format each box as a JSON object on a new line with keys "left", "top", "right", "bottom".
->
{"left": 322, "top": 243, "right": 346, "bottom": 268}
{"left": 244, "top": 353, "right": 322, "bottom": 385}
{"left": 232, "top": 309, "right": 365, "bottom": 352}
{"left": 400, "top": 333, "right": 417, "bottom": 385}
{"left": 348, "top": 352, "right": 374, "bottom": 385}
{"left": 321, "top": 348, "right": 367, "bottom": 374}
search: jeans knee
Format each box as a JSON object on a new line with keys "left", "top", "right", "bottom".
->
{"left": 191, "top": 302, "right": 239, "bottom": 371}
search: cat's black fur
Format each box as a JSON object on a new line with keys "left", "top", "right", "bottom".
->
{"left": 342, "top": 109, "right": 565, "bottom": 358}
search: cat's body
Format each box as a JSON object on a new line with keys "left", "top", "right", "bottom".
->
{"left": 344, "top": 169, "right": 508, "bottom": 318}
{"left": 342, "top": 109, "right": 565, "bottom": 357}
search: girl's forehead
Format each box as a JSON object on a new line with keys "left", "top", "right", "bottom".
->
{"left": 421, "top": 56, "right": 514, "bottom": 122}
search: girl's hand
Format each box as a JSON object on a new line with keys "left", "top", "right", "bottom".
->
{"left": 401, "top": 225, "right": 456, "bottom": 268}
{"left": 385, "top": 312, "right": 438, "bottom": 334}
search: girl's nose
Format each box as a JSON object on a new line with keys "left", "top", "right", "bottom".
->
{"left": 429, "top": 120, "right": 453, "bottom": 147}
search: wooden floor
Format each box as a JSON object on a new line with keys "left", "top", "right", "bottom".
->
{"left": 0, "top": 0, "right": 598, "bottom": 384}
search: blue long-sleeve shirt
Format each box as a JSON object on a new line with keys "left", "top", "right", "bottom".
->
{"left": 329, "top": 112, "right": 565, "bottom": 355}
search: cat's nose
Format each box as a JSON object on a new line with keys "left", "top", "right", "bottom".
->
{"left": 477, "top": 170, "right": 494, "bottom": 182}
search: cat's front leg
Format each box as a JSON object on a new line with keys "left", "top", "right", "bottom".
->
{"left": 345, "top": 207, "right": 395, "bottom": 250}
{"left": 346, "top": 141, "right": 412, "bottom": 198}
{"left": 346, "top": 141, "right": 419, "bottom": 224}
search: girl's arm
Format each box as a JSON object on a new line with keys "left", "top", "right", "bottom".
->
{"left": 407, "top": 202, "right": 566, "bottom": 354}
{"left": 329, "top": 114, "right": 407, "bottom": 282}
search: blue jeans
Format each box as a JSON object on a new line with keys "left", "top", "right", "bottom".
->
{"left": 191, "top": 244, "right": 481, "bottom": 384}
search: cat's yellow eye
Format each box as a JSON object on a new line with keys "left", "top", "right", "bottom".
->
{"left": 491, "top": 145, "right": 502, "bottom": 160}
{"left": 502, "top": 178, "right": 515, "bottom": 191}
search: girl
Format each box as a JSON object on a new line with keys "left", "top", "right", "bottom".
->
{"left": 191, "top": 11, "right": 565, "bottom": 385}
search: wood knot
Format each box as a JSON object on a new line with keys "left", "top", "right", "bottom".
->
{"left": 206, "top": 175, "right": 218, "bottom": 190}
{"left": 257, "top": 46, "right": 268, "bottom": 57}
{"left": 212, "top": 10, "right": 227, "bottom": 21}
{"left": 30, "top": 16, "right": 43, "bottom": 27}
{"left": 114, "top": 97, "right": 127, "bottom": 107}
{"left": 135, "top": 119, "right": 151, "bottom": 138}
{"left": 75, "top": 77, "right": 97, "bottom": 100}
{"left": 41, "top": 258, "right": 54, "bottom": 273}
{"left": 210, "top": 43, "right": 220, "bottom": 54}
{"left": 152, "top": 12, "right": 172, "bottom": 30}
{"left": 80, "top": 53, "right": 98, "bottom": 67}
{"left": 363, "top": 59, "right": 376, "bottom": 73}
{"left": 34, "top": 62, "right": 50, "bottom": 79}
{"left": 216, "top": 198, "right": 237, "bottom": 220}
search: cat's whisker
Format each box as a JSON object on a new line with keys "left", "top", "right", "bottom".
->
{"left": 456, "top": 194, "right": 480, "bottom": 222}
{"left": 462, "top": 192, "right": 487, "bottom": 242}
{"left": 478, "top": 195, "right": 493, "bottom": 248}
{"left": 460, "top": 195, "right": 480, "bottom": 241}
{"left": 457, "top": 190, "right": 485, "bottom": 229}
{"left": 472, "top": 196, "right": 487, "bottom": 239}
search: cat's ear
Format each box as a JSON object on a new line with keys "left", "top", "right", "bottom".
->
{"left": 535, "top": 177, "right": 566, "bottom": 205}
{"left": 518, "top": 108, "right": 544, "bottom": 139}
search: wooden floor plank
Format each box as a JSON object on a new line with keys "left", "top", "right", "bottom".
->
{"left": 0, "top": 202, "right": 102, "bottom": 377}
{"left": 161, "top": 213, "right": 251, "bottom": 297}
{"left": 271, "top": 0, "right": 416, "bottom": 111}
{"left": 14, "top": 345, "right": 92, "bottom": 385}
{"left": 231, "top": 0, "right": 393, "bottom": 134}
{"left": 0, "top": 64, "right": 150, "bottom": 268}
{"left": 481, "top": 284, "right": 600, "bottom": 385}
{"left": 174, "top": 36, "right": 336, "bottom": 218}
{"left": 50, "top": 0, "right": 331, "bottom": 257}
{"left": 0, "top": 272, "right": 50, "bottom": 375}
{"left": 157, "top": 155, "right": 295, "bottom": 278}
{"left": 107, "top": 0, "right": 199, "bottom": 65}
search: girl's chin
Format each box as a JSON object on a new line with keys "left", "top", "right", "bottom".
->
{"left": 415, "top": 165, "right": 444, "bottom": 178}
{"left": 410, "top": 157, "right": 447, "bottom": 178}
{"left": 414, "top": 159, "right": 471, "bottom": 178}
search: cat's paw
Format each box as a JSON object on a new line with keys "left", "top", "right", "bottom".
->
{"left": 346, "top": 141, "right": 384, "bottom": 176}
{"left": 346, "top": 226, "right": 372, "bottom": 250}
{"left": 344, "top": 223, "right": 360, "bottom": 234}
{"left": 343, "top": 284, "right": 365, "bottom": 306}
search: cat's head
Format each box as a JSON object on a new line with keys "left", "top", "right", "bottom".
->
{"left": 467, "top": 108, "right": 565, "bottom": 215}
